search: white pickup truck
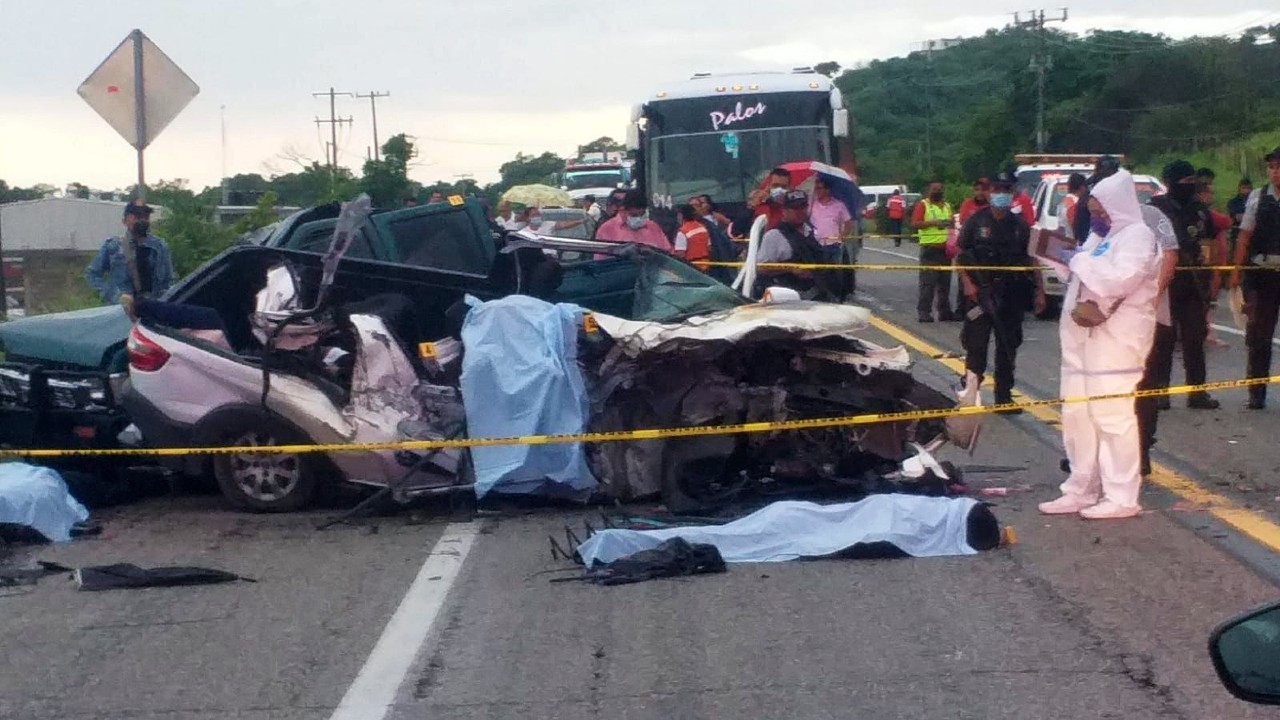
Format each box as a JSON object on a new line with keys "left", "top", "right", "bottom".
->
{"left": 1028, "top": 172, "right": 1166, "bottom": 316}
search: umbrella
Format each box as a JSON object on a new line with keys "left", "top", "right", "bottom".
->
{"left": 501, "top": 184, "right": 574, "bottom": 208}
{"left": 759, "top": 161, "right": 866, "bottom": 218}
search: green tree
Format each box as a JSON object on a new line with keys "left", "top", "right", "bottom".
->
{"left": 147, "top": 179, "right": 236, "bottom": 276}
{"left": 67, "top": 182, "right": 92, "bottom": 199}
{"left": 579, "top": 136, "right": 624, "bottom": 154}
{"left": 814, "top": 61, "right": 842, "bottom": 78}
{"left": 0, "top": 180, "right": 41, "bottom": 203}
{"left": 361, "top": 133, "right": 417, "bottom": 207}
{"left": 835, "top": 26, "right": 1280, "bottom": 186}
{"left": 498, "top": 151, "right": 565, "bottom": 187}
{"left": 231, "top": 191, "right": 282, "bottom": 236}
{"left": 271, "top": 162, "right": 359, "bottom": 207}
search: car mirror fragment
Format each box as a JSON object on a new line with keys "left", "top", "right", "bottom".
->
{"left": 1210, "top": 600, "right": 1280, "bottom": 705}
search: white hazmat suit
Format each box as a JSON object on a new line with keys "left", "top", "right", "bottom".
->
{"left": 1040, "top": 170, "right": 1160, "bottom": 520}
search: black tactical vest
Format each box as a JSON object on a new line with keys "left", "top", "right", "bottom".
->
{"left": 1251, "top": 189, "right": 1280, "bottom": 258}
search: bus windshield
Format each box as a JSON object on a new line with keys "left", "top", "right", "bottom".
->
{"left": 647, "top": 126, "right": 829, "bottom": 206}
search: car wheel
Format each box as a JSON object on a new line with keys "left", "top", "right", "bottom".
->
{"left": 660, "top": 435, "right": 746, "bottom": 514}
{"left": 212, "top": 421, "right": 318, "bottom": 512}
{"left": 1035, "top": 295, "right": 1062, "bottom": 320}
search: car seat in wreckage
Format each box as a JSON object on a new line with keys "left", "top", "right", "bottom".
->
{"left": 249, "top": 195, "right": 469, "bottom": 495}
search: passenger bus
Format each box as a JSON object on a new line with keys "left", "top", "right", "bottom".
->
{"left": 626, "top": 69, "right": 851, "bottom": 229}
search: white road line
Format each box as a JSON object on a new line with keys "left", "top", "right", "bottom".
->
{"left": 329, "top": 522, "right": 479, "bottom": 720}
{"left": 863, "top": 245, "right": 920, "bottom": 262}
{"left": 1212, "top": 323, "right": 1280, "bottom": 347}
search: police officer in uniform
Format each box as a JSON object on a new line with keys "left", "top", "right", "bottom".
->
{"left": 754, "top": 189, "right": 839, "bottom": 299}
{"left": 1229, "top": 147, "right": 1280, "bottom": 409}
{"left": 1148, "top": 160, "right": 1220, "bottom": 410}
{"left": 956, "top": 172, "right": 1047, "bottom": 413}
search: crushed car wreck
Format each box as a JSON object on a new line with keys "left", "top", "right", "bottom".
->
{"left": 17, "top": 195, "right": 981, "bottom": 513}
{"left": 582, "top": 298, "right": 975, "bottom": 511}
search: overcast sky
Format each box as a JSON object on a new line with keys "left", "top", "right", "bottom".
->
{"left": 1, "top": 1, "right": 1277, "bottom": 193}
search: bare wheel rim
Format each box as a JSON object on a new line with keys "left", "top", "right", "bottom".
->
{"left": 226, "top": 430, "right": 301, "bottom": 502}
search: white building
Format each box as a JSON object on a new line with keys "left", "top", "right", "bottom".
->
{"left": 0, "top": 197, "right": 139, "bottom": 253}
{"left": 0, "top": 197, "right": 161, "bottom": 316}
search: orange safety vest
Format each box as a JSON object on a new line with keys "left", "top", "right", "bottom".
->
{"left": 1061, "top": 194, "right": 1078, "bottom": 226}
{"left": 886, "top": 195, "right": 905, "bottom": 220}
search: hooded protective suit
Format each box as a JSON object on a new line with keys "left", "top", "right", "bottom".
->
{"left": 1055, "top": 170, "right": 1160, "bottom": 514}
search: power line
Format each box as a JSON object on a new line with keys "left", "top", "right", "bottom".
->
{"left": 355, "top": 91, "right": 391, "bottom": 161}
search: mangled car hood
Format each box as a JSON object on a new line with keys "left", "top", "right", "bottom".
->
{"left": 591, "top": 301, "right": 874, "bottom": 356}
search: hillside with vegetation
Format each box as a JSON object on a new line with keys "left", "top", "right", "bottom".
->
{"left": 836, "top": 24, "right": 1280, "bottom": 191}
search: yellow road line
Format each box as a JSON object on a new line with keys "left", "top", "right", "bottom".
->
{"left": 869, "top": 314, "right": 1280, "bottom": 555}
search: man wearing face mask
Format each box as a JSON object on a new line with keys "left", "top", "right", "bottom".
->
{"left": 753, "top": 167, "right": 793, "bottom": 231}
{"left": 912, "top": 181, "right": 956, "bottom": 323}
{"left": 85, "top": 200, "right": 174, "bottom": 321}
{"left": 956, "top": 172, "right": 1046, "bottom": 412}
{"left": 517, "top": 206, "right": 587, "bottom": 235}
{"left": 1148, "top": 159, "right": 1220, "bottom": 410}
{"left": 594, "top": 189, "right": 672, "bottom": 252}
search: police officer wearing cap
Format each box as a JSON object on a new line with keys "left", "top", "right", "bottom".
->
{"left": 956, "top": 171, "right": 1046, "bottom": 412}
{"left": 1229, "top": 146, "right": 1280, "bottom": 409}
{"left": 1149, "top": 159, "right": 1220, "bottom": 410}
{"left": 85, "top": 199, "right": 174, "bottom": 320}
{"left": 754, "top": 189, "right": 838, "bottom": 298}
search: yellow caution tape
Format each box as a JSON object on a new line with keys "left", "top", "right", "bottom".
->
{"left": 0, "top": 375, "right": 1275, "bottom": 460}
{"left": 702, "top": 261, "right": 1276, "bottom": 273}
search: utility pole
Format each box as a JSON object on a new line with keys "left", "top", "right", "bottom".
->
{"left": 1014, "top": 8, "right": 1069, "bottom": 152}
{"left": 917, "top": 38, "right": 947, "bottom": 176}
{"left": 220, "top": 105, "right": 229, "bottom": 206}
{"left": 312, "top": 87, "right": 354, "bottom": 170}
{"left": 355, "top": 91, "right": 391, "bottom": 161}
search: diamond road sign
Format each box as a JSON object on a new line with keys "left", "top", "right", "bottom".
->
{"left": 77, "top": 30, "right": 199, "bottom": 150}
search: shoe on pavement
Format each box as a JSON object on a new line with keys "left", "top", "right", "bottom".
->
{"left": 1039, "top": 495, "right": 1097, "bottom": 515}
{"left": 1187, "top": 392, "right": 1220, "bottom": 410}
{"left": 1248, "top": 397, "right": 1267, "bottom": 410}
{"left": 993, "top": 395, "right": 1023, "bottom": 415}
{"left": 918, "top": 316, "right": 935, "bottom": 323}
{"left": 1079, "top": 500, "right": 1141, "bottom": 520}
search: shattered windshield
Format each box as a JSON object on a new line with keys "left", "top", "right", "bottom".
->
{"left": 631, "top": 252, "right": 748, "bottom": 322}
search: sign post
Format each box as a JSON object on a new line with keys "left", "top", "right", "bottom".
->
{"left": 78, "top": 29, "right": 199, "bottom": 200}
{"left": 132, "top": 30, "right": 148, "bottom": 198}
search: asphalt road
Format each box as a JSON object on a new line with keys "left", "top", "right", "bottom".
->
{"left": 3, "top": 245, "right": 1280, "bottom": 719}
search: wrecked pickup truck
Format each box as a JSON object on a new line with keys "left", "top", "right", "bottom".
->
{"left": 119, "top": 190, "right": 979, "bottom": 512}
{"left": 0, "top": 197, "right": 506, "bottom": 470}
